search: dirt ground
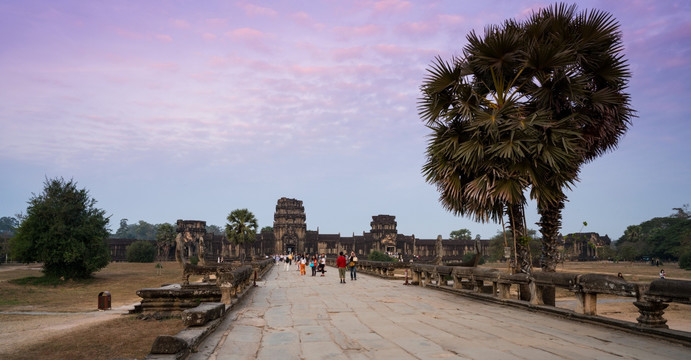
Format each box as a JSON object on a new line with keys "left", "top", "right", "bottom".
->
{"left": 0, "top": 262, "right": 187, "bottom": 358}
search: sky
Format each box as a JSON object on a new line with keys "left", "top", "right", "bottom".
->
{"left": 1, "top": 0, "right": 690, "bottom": 241}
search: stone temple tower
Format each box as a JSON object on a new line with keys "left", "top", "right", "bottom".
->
{"left": 370, "top": 215, "right": 398, "bottom": 253}
{"left": 273, "top": 197, "right": 306, "bottom": 254}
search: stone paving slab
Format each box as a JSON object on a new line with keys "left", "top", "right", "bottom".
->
{"left": 190, "top": 265, "right": 691, "bottom": 360}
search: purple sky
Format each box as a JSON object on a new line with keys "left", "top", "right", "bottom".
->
{"left": 1, "top": 1, "right": 689, "bottom": 241}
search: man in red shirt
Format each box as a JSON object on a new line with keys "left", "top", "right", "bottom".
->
{"left": 337, "top": 251, "right": 347, "bottom": 283}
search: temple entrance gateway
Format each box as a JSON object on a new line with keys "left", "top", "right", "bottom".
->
{"left": 286, "top": 244, "right": 295, "bottom": 254}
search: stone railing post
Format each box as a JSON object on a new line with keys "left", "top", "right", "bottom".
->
{"left": 633, "top": 300, "right": 669, "bottom": 328}
{"left": 575, "top": 292, "right": 597, "bottom": 315}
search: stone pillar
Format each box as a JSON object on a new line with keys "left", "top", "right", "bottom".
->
{"left": 633, "top": 301, "right": 669, "bottom": 328}
{"left": 575, "top": 292, "right": 597, "bottom": 315}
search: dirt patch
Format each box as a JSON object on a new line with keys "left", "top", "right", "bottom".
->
{"left": 1, "top": 314, "right": 185, "bottom": 360}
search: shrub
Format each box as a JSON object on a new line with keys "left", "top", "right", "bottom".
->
{"left": 189, "top": 256, "right": 199, "bottom": 265}
{"left": 126, "top": 241, "right": 156, "bottom": 263}
{"left": 679, "top": 251, "right": 691, "bottom": 270}
{"left": 462, "top": 252, "right": 486, "bottom": 265}
{"left": 367, "top": 251, "right": 396, "bottom": 262}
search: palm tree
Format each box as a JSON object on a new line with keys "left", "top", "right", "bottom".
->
{"left": 420, "top": 53, "right": 581, "bottom": 274}
{"left": 225, "top": 209, "right": 258, "bottom": 263}
{"left": 155, "top": 223, "right": 176, "bottom": 262}
{"left": 518, "top": 4, "right": 634, "bottom": 271}
{"left": 420, "top": 3, "right": 633, "bottom": 273}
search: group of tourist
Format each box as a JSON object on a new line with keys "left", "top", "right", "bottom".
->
{"left": 274, "top": 251, "right": 359, "bottom": 283}
{"left": 276, "top": 253, "right": 327, "bottom": 276}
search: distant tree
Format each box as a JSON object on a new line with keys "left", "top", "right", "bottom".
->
{"left": 112, "top": 219, "right": 157, "bottom": 239}
{"left": 616, "top": 243, "right": 640, "bottom": 261}
{"left": 0, "top": 216, "right": 19, "bottom": 234}
{"left": 449, "top": 229, "right": 472, "bottom": 241}
{"left": 206, "top": 224, "right": 223, "bottom": 235}
{"left": 368, "top": 251, "right": 397, "bottom": 262}
{"left": 671, "top": 204, "right": 690, "bottom": 219}
{"left": 487, "top": 229, "right": 541, "bottom": 262}
{"left": 114, "top": 218, "right": 129, "bottom": 238}
{"left": 10, "top": 178, "right": 110, "bottom": 279}
{"left": 126, "top": 240, "right": 156, "bottom": 262}
{"left": 261, "top": 226, "right": 273, "bottom": 233}
{"left": 155, "top": 223, "right": 176, "bottom": 261}
{"left": 225, "top": 209, "right": 258, "bottom": 262}
{"left": 679, "top": 251, "right": 691, "bottom": 270}
{"left": 615, "top": 210, "right": 691, "bottom": 261}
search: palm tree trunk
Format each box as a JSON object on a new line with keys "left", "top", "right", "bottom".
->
{"left": 507, "top": 203, "right": 531, "bottom": 274}
{"left": 538, "top": 199, "right": 564, "bottom": 273}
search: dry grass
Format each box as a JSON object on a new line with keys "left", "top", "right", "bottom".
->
{"left": 3, "top": 315, "right": 185, "bottom": 360}
{"left": 0, "top": 262, "right": 194, "bottom": 359}
{"left": 0, "top": 261, "right": 185, "bottom": 311}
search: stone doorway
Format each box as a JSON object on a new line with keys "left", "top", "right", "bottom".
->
{"left": 286, "top": 244, "right": 295, "bottom": 254}
{"left": 386, "top": 246, "right": 395, "bottom": 254}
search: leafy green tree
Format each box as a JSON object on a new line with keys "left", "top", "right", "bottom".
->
{"left": 0, "top": 216, "right": 19, "bottom": 234}
{"left": 155, "top": 223, "right": 176, "bottom": 261}
{"left": 206, "top": 224, "right": 223, "bottom": 235}
{"left": 126, "top": 240, "right": 156, "bottom": 262}
{"left": 225, "top": 209, "right": 258, "bottom": 262}
{"left": 615, "top": 209, "right": 691, "bottom": 261}
{"left": 449, "top": 229, "right": 472, "bottom": 241}
{"left": 679, "top": 251, "right": 691, "bottom": 270}
{"left": 112, "top": 219, "right": 157, "bottom": 239}
{"left": 368, "top": 250, "right": 396, "bottom": 262}
{"left": 10, "top": 178, "right": 110, "bottom": 279}
{"left": 261, "top": 226, "right": 273, "bottom": 233}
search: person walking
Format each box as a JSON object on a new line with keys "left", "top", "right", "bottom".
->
{"left": 337, "top": 251, "right": 347, "bottom": 283}
{"left": 348, "top": 251, "right": 358, "bottom": 281}
{"left": 311, "top": 256, "right": 318, "bottom": 276}
{"left": 285, "top": 253, "right": 292, "bottom": 271}
{"left": 300, "top": 255, "right": 307, "bottom": 275}
{"left": 319, "top": 254, "right": 326, "bottom": 276}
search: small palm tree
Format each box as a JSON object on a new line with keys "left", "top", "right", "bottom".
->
{"left": 225, "top": 209, "right": 258, "bottom": 263}
{"left": 155, "top": 223, "right": 176, "bottom": 262}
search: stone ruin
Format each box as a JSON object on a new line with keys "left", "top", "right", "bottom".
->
{"left": 175, "top": 219, "right": 207, "bottom": 267}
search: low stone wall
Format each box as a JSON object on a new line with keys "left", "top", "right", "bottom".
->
{"left": 325, "top": 259, "right": 408, "bottom": 278}
{"left": 409, "top": 264, "right": 691, "bottom": 345}
{"left": 144, "top": 261, "right": 274, "bottom": 359}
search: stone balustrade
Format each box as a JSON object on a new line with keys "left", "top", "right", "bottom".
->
{"left": 325, "top": 258, "right": 409, "bottom": 278}
{"left": 409, "top": 263, "right": 691, "bottom": 331}
{"left": 217, "top": 265, "right": 254, "bottom": 305}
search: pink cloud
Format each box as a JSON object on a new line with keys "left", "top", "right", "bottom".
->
{"left": 239, "top": 2, "right": 278, "bottom": 17}
{"left": 114, "top": 27, "right": 145, "bottom": 40}
{"left": 396, "top": 21, "right": 436, "bottom": 36}
{"left": 291, "top": 65, "right": 329, "bottom": 75}
{"left": 332, "top": 46, "right": 367, "bottom": 61}
{"left": 171, "top": 19, "right": 190, "bottom": 29}
{"left": 151, "top": 62, "right": 179, "bottom": 71}
{"left": 291, "top": 11, "right": 326, "bottom": 31}
{"left": 227, "top": 27, "right": 264, "bottom": 41}
{"left": 202, "top": 32, "right": 217, "bottom": 40}
{"left": 438, "top": 14, "right": 464, "bottom": 25}
{"left": 334, "top": 24, "right": 383, "bottom": 40}
{"left": 206, "top": 18, "right": 228, "bottom": 27}
{"left": 154, "top": 34, "right": 173, "bottom": 43}
{"left": 373, "top": 44, "right": 408, "bottom": 56}
{"left": 372, "top": 0, "right": 412, "bottom": 14}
